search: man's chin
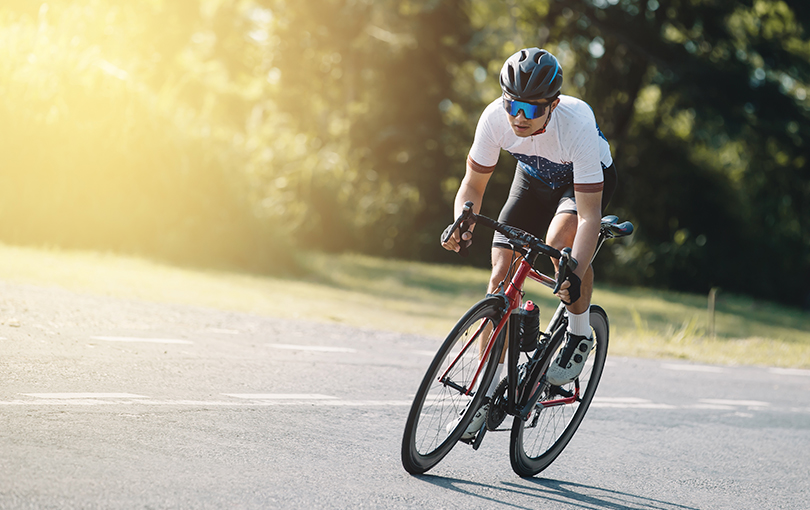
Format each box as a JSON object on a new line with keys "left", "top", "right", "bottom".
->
{"left": 511, "top": 126, "right": 533, "bottom": 137}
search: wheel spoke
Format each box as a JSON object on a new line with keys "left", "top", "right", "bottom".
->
{"left": 509, "top": 306, "right": 609, "bottom": 477}
{"left": 402, "top": 298, "right": 506, "bottom": 475}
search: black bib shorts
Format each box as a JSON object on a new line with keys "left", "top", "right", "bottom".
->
{"left": 492, "top": 163, "right": 618, "bottom": 251}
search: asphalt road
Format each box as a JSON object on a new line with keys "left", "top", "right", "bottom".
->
{"left": 1, "top": 280, "right": 808, "bottom": 509}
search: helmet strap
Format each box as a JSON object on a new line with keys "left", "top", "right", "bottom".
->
{"left": 531, "top": 103, "right": 555, "bottom": 135}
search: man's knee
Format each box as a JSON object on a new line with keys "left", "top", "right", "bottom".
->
{"left": 546, "top": 213, "right": 577, "bottom": 250}
{"left": 488, "top": 248, "right": 512, "bottom": 291}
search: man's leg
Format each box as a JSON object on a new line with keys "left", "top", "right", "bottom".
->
{"left": 488, "top": 246, "right": 515, "bottom": 294}
{"left": 545, "top": 212, "right": 593, "bottom": 315}
{"left": 483, "top": 245, "right": 516, "bottom": 363}
{"left": 545, "top": 212, "right": 596, "bottom": 386}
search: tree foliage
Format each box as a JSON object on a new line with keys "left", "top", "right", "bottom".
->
{"left": 0, "top": 0, "right": 807, "bottom": 306}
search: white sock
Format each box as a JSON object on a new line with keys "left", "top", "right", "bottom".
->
{"left": 567, "top": 310, "right": 591, "bottom": 338}
{"left": 485, "top": 363, "right": 504, "bottom": 397}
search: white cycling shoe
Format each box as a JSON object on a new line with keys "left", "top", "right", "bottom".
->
{"left": 446, "top": 400, "right": 489, "bottom": 440}
{"left": 546, "top": 333, "right": 594, "bottom": 386}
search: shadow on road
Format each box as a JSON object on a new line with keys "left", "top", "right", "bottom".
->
{"left": 416, "top": 474, "right": 699, "bottom": 510}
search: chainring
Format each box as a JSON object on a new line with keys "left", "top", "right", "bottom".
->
{"left": 485, "top": 363, "right": 528, "bottom": 431}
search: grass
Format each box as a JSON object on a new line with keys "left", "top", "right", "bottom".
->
{"left": 0, "top": 243, "right": 808, "bottom": 369}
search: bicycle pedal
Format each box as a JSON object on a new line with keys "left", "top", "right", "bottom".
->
{"left": 471, "top": 423, "right": 487, "bottom": 450}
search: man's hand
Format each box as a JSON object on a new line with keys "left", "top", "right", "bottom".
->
{"left": 555, "top": 272, "right": 582, "bottom": 305}
{"left": 441, "top": 224, "right": 473, "bottom": 253}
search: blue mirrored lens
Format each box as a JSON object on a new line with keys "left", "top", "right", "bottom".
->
{"left": 503, "top": 98, "right": 547, "bottom": 119}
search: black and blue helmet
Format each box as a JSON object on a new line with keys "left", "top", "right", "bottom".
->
{"left": 499, "top": 48, "right": 563, "bottom": 101}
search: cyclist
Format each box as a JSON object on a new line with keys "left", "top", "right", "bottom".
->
{"left": 441, "top": 47, "right": 617, "bottom": 438}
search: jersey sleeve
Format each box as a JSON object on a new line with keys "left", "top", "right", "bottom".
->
{"left": 569, "top": 107, "right": 605, "bottom": 192}
{"left": 467, "top": 101, "right": 503, "bottom": 172}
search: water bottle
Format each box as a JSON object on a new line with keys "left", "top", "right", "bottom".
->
{"left": 518, "top": 301, "right": 540, "bottom": 352}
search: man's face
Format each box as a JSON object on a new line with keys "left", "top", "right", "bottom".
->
{"left": 503, "top": 95, "right": 558, "bottom": 137}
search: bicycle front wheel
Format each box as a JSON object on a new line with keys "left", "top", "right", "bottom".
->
{"left": 401, "top": 296, "right": 506, "bottom": 475}
{"left": 509, "top": 305, "right": 609, "bottom": 477}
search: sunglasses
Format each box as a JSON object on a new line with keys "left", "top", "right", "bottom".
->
{"left": 502, "top": 97, "right": 553, "bottom": 120}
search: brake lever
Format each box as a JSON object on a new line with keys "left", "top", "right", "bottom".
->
{"left": 457, "top": 220, "right": 472, "bottom": 258}
{"left": 442, "top": 201, "right": 476, "bottom": 257}
{"left": 552, "top": 247, "right": 578, "bottom": 294}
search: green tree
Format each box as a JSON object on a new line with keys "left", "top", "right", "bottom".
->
{"left": 0, "top": 1, "right": 294, "bottom": 271}
{"left": 2, "top": 0, "right": 807, "bottom": 307}
{"left": 493, "top": 0, "right": 810, "bottom": 306}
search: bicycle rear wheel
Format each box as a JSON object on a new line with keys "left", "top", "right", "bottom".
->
{"left": 401, "top": 296, "right": 506, "bottom": 475}
{"left": 509, "top": 305, "right": 609, "bottom": 477}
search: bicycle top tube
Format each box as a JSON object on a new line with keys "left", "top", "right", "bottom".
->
{"left": 443, "top": 201, "right": 634, "bottom": 296}
{"left": 443, "top": 201, "right": 575, "bottom": 294}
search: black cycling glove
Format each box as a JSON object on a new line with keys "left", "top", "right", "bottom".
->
{"left": 441, "top": 223, "right": 472, "bottom": 253}
{"left": 560, "top": 272, "right": 582, "bottom": 306}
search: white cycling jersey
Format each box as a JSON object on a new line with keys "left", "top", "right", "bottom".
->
{"left": 467, "top": 95, "right": 612, "bottom": 192}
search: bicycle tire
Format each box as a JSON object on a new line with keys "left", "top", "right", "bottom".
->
{"left": 509, "top": 305, "right": 609, "bottom": 477}
{"left": 401, "top": 296, "right": 507, "bottom": 475}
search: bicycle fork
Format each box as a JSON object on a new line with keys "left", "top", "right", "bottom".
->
{"left": 468, "top": 308, "right": 518, "bottom": 450}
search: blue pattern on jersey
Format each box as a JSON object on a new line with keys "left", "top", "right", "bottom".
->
{"left": 509, "top": 152, "right": 573, "bottom": 189}
{"left": 596, "top": 121, "right": 607, "bottom": 142}
{"left": 584, "top": 102, "right": 609, "bottom": 143}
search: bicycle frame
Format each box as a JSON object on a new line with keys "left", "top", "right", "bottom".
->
{"left": 403, "top": 205, "right": 634, "bottom": 475}
{"left": 440, "top": 252, "right": 553, "bottom": 403}
{"left": 443, "top": 219, "right": 619, "bottom": 424}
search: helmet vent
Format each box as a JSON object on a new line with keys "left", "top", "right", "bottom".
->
{"left": 519, "top": 49, "right": 530, "bottom": 62}
{"left": 508, "top": 66, "right": 516, "bottom": 86}
{"left": 520, "top": 70, "right": 532, "bottom": 88}
{"left": 499, "top": 47, "right": 563, "bottom": 100}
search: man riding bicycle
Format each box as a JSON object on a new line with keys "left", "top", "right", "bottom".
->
{"left": 441, "top": 47, "right": 617, "bottom": 438}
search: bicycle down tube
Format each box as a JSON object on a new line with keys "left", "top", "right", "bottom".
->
{"left": 439, "top": 254, "right": 536, "bottom": 399}
{"left": 439, "top": 313, "right": 505, "bottom": 395}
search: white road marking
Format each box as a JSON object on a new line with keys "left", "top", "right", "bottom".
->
{"left": 223, "top": 394, "right": 338, "bottom": 400}
{"left": 690, "top": 403, "right": 736, "bottom": 410}
{"left": 769, "top": 368, "right": 810, "bottom": 377}
{"left": 268, "top": 343, "right": 356, "bottom": 353}
{"left": 0, "top": 398, "right": 410, "bottom": 407}
{"left": 660, "top": 363, "right": 725, "bottom": 373}
{"left": 411, "top": 350, "right": 437, "bottom": 357}
{"left": 91, "top": 336, "right": 193, "bottom": 345}
{"left": 595, "top": 397, "right": 650, "bottom": 404}
{"left": 699, "top": 399, "right": 770, "bottom": 407}
{"left": 311, "top": 400, "right": 411, "bottom": 407}
{"left": 592, "top": 397, "right": 676, "bottom": 409}
{"left": 0, "top": 395, "right": 806, "bottom": 413}
{"left": 22, "top": 393, "right": 149, "bottom": 399}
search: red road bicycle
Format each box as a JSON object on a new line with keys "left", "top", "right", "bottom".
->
{"left": 401, "top": 201, "right": 634, "bottom": 477}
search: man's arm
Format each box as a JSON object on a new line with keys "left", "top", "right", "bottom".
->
{"left": 442, "top": 158, "right": 493, "bottom": 252}
{"left": 554, "top": 187, "right": 601, "bottom": 308}
{"left": 569, "top": 188, "right": 602, "bottom": 278}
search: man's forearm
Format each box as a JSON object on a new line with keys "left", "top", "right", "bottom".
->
{"left": 454, "top": 183, "right": 484, "bottom": 216}
{"left": 571, "top": 217, "right": 599, "bottom": 276}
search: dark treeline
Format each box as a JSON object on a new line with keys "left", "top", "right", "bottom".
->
{"left": 1, "top": 0, "right": 808, "bottom": 307}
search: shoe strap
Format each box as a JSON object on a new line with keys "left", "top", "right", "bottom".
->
{"left": 558, "top": 333, "right": 589, "bottom": 367}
